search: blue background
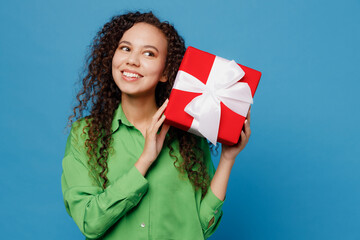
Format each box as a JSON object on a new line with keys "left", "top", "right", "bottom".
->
{"left": 1, "top": 0, "right": 359, "bottom": 239}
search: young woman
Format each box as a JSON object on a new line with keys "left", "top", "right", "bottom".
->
{"left": 61, "top": 11, "right": 251, "bottom": 240}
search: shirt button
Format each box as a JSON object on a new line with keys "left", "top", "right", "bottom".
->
{"left": 214, "top": 210, "right": 218, "bottom": 214}
{"left": 140, "top": 223, "right": 145, "bottom": 228}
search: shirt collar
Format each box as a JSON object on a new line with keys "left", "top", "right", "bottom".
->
{"left": 111, "top": 103, "right": 134, "bottom": 133}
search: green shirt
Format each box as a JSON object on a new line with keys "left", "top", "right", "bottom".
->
{"left": 61, "top": 103, "right": 225, "bottom": 239}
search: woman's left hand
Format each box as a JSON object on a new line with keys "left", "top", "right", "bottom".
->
{"left": 220, "top": 107, "right": 252, "bottom": 163}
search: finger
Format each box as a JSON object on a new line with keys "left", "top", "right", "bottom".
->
{"left": 147, "top": 114, "right": 166, "bottom": 136}
{"left": 152, "top": 99, "right": 169, "bottom": 124}
{"left": 247, "top": 106, "right": 251, "bottom": 125}
{"left": 244, "top": 119, "right": 251, "bottom": 138}
{"left": 236, "top": 129, "right": 245, "bottom": 146}
{"left": 240, "top": 130, "right": 248, "bottom": 146}
{"left": 236, "top": 130, "right": 246, "bottom": 148}
{"left": 153, "top": 114, "right": 166, "bottom": 131}
{"left": 158, "top": 123, "right": 170, "bottom": 143}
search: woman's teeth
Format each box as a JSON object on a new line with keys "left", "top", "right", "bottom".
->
{"left": 123, "top": 71, "right": 140, "bottom": 78}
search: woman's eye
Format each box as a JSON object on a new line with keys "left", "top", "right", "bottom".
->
{"left": 120, "top": 46, "right": 130, "bottom": 51}
{"left": 144, "top": 51, "right": 155, "bottom": 57}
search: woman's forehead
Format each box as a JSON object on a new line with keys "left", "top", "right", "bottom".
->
{"left": 120, "top": 23, "right": 167, "bottom": 51}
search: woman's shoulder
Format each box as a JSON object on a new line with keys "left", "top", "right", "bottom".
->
{"left": 69, "top": 116, "right": 93, "bottom": 143}
{"left": 63, "top": 117, "right": 93, "bottom": 161}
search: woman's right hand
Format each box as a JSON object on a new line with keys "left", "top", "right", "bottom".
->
{"left": 135, "top": 99, "right": 170, "bottom": 175}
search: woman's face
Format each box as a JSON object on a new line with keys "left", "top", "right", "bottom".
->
{"left": 112, "top": 22, "right": 168, "bottom": 98}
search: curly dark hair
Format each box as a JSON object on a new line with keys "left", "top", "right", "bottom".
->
{"left": 66, "top": 11, "right": 212, "bottom": 198}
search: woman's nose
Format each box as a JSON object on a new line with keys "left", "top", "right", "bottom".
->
{"left": 126, "top": 51, "right": 140, "bottom": 66}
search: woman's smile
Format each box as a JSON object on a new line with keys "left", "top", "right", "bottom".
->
{"left": 121, "top": 69, "right": 143, "bottom": 82}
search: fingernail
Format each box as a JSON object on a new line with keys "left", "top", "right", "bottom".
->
{"left": 245, "top": 120, "right": 248, "bottom": 124}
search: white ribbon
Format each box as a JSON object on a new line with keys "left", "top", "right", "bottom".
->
{"left": 173, "top": 56, "right": 253, "bottom": 145}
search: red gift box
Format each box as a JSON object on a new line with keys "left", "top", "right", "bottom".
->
{"left": 164, "top": 46, "right": 261, "bottom": 145}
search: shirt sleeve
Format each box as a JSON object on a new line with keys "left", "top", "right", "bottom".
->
{"left": 198, "top": 138, "right": 225, "bottom": 239}
{"left": 61, "top": 120, "right": 149, "bottom": 239}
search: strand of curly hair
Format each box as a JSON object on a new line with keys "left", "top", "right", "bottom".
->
{"left": 66, "top": 11, "right": 214, "bottom": 199}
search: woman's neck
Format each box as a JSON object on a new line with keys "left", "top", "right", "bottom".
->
{"left": 121, "top": 93, "right": 158, "bottom": 133}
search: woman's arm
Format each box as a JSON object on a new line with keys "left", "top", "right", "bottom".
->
{"left": 203, "top": 107, "right": 251, "bottom": 236}
{"left": 61, "top": 123, "right": 149, "bottom": 239}
{"left": 61, "top": 101, "right": 170, "bottom": 238}
{"left": 210, "top": 107, "right": 251, "bottom": 201}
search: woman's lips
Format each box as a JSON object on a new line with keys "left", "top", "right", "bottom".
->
{"left": 121, "top": 70, "right": 143, "bottom": 82}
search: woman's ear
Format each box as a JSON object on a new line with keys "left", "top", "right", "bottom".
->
{"left": 159, "top": 75, "right": 167, "bottom": 83}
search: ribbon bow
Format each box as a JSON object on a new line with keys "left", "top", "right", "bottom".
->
{"left": 173, "top": 56, "right": 253, "bottom": 145}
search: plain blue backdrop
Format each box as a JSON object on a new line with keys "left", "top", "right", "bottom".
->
{"left": 1, "top": 0, "right": 359, "bottom": 239}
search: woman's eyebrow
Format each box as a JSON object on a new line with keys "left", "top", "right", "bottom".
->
{"left": 119, "top": 41, "right": 159, "bottom": 53}
{"left": 143, "top": 45, "right": 159, "bottom": 53}
{"left": 119, "top": 40, "right": 131, "bottom": 45}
